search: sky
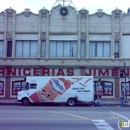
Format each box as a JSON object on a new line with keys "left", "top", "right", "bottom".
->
{"left": 0, "top": 0, "right": 130, "bottom": 14}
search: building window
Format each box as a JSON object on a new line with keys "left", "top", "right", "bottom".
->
{"left": 0, "top": 41, "right": 4, "bottom": 57}
{"left": 7, "top": 41, "right": 12, "bottom": 57}
{"left": 0, "top": 81, "right": 4, "bottom": 95}
{"left": 12, "top": 80, "right": 26, "bottom": 95}
{"left": 50, "top": 41, "right": 77, "bottom": 57}
{"left": 41, "top": 40, "right": 46, "bottom": 57}
{"left": 121, "top": 82, "right": 130, "bottom": 96}
{"left": 94, "top": 81, "right": 113, "bottom": 96}
{"left": 114, "top": 41, "right": 119, "bottom": 58}
{"left": 80, "top": 41, "right": 86, "bottom": 58}
{"left": 89, "top": 41, "right": 110, "bottom": 57}
{"left": 15, "top": 40, "right": 38, "bottom": 57}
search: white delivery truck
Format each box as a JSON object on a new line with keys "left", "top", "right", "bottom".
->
{"left": 17, "top": 76, "right": 94, "bottom": 106}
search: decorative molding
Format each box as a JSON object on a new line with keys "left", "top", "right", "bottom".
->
{"left": 6, "top": 32, "right": 12, "bottom": 38}
{"left": 81, "top": 33, "right": 86, "bottom": 40}
{"left": 39, "top": 7, "right": 49, "bottom": 17}
{"left": 23, "top": 8, "right": 31, "bottom": 17}
{"left": 78, "top": 8, "right": 88, "bottom": 18}
{"left": 114, "top": 32, "right": 120, "bottom": 40}
{"left": 96, "top": 9, "right": 104, "bottom": 18}
{"left": 77, "top": 58, "right": 80, "bottom": 61}
{"left": 5, "top": 7, "right": 16, "bottom": 17}
{"left": 60, "top": 7, "right": 68, "bottom": 16}
{"left": 41, "top": 33, "right": 46, "bottom": 40}
{"left": 112, "top": 8, "right": 122, "bottom": 18}
{"left": 96, "top": 12, "right": 104, "bottom": 18}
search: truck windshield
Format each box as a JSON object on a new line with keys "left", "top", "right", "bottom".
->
{"left": 25, "top": 82, "right": 29, "bottom": 90}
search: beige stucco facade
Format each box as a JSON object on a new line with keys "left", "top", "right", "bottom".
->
{"left": 0, "top": 5, "right": 130, "bottom": 99}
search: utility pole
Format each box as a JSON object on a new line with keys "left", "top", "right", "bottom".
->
{"left": 124, "top": 62, "right": 128, "bottom": 103}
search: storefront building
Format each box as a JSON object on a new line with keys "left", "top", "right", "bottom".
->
{"left": 0, "top": 3, "right": 130, "bottom": 99}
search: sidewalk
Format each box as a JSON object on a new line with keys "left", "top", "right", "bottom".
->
{"left": 0, "top": 99, "right": 130, "bottom": 106}
{"left": 0, "top": 99, "right": 20, "bottom": 105}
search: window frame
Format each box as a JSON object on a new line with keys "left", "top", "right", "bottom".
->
{"left": 49, "top": 40, "right": 77, "bottom": 57}
{"left": 94, "top": 81, "right": 113, "bottom": 96}
{"left": 89, "top": 41, "right": 111, "bottom": 57}
{"left": 0, "top": 41, "right": 4, "bottom": 57}
{"left": 15, "top": 40, "right": 38, "bottom": 58}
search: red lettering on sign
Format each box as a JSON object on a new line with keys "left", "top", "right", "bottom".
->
{"left": 126, "top": 69, "right": 129, "bottom": 76}
{"left": 42, "top": 68, "right": 49, "bottom": 76}
{"left": 67, "top": 68, "right": 74, "bottom": 76}
{"left": 0, "top": 68, "right": 5, "bottom": 75}
{"left": 112, "top": 69, "right": 118, "bottom": 76}
{"left": 18, "top": 68, "right": 21, "bottom": 76}
{"left": 33, "top": 68, "right": 40, "bottom": 76}
{"left": 94, "top": 69, "right": 96, "bottom": 76}
{"left": 6, "top": 67, "right": 16, "bottom": 76}
{"left": 57, "top": 68, "right": 65, "bottom": 76}
{"left": 99, "top": 69, "right": 109, "bottom": 76}
{"left": 52, "top": 68, "right": 55, "bottom": 76}
{"left": 0, "top": 67, "right": 129, "bottom": 77}
{"left": 85, "top": 69, "right": 91, "bottom": 76}
{"left": 23, "top": 68, "right": 31, "bottom": 76}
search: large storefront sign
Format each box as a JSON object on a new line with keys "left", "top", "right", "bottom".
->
{"left": 0, "top": 67, "right": 74, "bottom": 76}
{"left": 0, "top": 67, "right": 129, "bottom": 76}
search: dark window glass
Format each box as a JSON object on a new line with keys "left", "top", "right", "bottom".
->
{"left": 30, "top": 84, "right": 37, "bottom": 89}
{"left": 7, "top": 41, "right": 12, "bottom": 57}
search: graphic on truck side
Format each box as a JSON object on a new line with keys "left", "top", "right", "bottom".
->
{"left": 29, "top": 77, "right": 92, "bottom": 103}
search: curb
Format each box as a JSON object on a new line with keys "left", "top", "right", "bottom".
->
{"left": 0, "top": 100, "right": 130, "bottom": 106}
{"left": 0, "top": 102, "right": 21, "bottom": 105}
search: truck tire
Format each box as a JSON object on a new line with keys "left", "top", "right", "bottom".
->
{"left": 67, "top": 98, "right": 76, "bottom": 106}
{"left": 22, "top": 98, "right": 30, "bottom": 106}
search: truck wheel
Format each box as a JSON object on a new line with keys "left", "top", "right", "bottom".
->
{"left": 22, "top": 98, "right": 30, "bottom": 106}
{"left": 67, "top": 98, "right": 76, "bottom": 106}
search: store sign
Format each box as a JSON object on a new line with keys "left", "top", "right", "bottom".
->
{"left": 0, "top": 67, "right": 129, "bottom": 76}
{"left": 0, "top": 67, "right": 74, "bottom": 76}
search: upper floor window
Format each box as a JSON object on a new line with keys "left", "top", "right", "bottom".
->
{"left": 114, "top": 41, "right": 119, "bottom": 58}
{"left": 80, "top": 41, "right": 86, "bottom": 58}
{"left": 50, "top": 41, "right": 77, "bottom": 57}
{"left": 41, "top": 40, "right": 46, "bottom": 57}
{"left": 15, "top": 40, "right": 38, "bottom": 57}
{"left": 7, "top": 41, "right": 12, "bottom": 57}
{"left": 89, "top": 41, "right": 110, "bottom": 57}
{"left": 0, "top": 41, "right": 4, "bottom": 57}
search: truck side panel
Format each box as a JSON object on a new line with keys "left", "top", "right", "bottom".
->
{"left": 18, "top": 76, "right": 94, "bottom": 104}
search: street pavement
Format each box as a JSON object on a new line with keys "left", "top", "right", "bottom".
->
{"left": 0, "top": 99, "right": 130, "bottom": 107}
{"left": 0, "top": 105, "right": 130, "bottom": 130}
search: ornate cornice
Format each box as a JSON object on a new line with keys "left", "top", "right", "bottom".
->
{"left": 112, "top": 8, "right": 122, "bottom": 18}
{"left": 96, "top": 9, "right": 104, "bottom": 18}
{"left": 78, "top": 8, "right": 88, "bottom": 18}
{"left": 23, "top": 8, "right": 31, "bottom": 17}
{"left": 39, "top": 7, "right": 49, "bottom": 17}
